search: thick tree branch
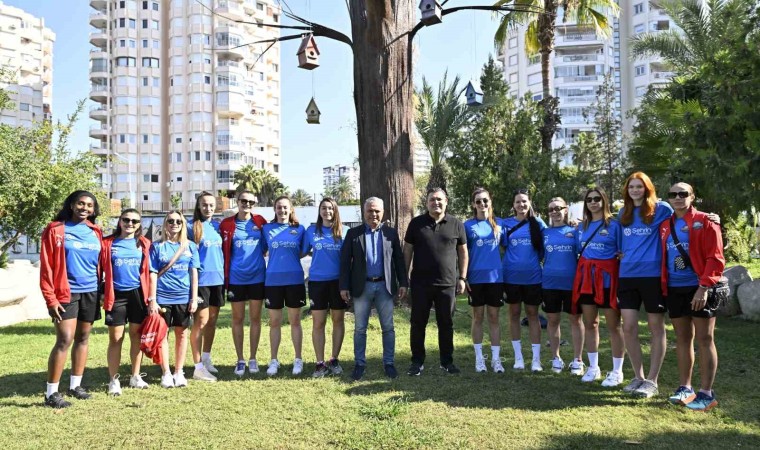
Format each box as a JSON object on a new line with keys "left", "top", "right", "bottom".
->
{"left": 408, "top": 5, "right": 546, "bottom": 42}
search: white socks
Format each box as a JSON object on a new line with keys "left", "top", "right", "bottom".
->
{"left": 69, "top": 375, "right": 82, "bottom": 390}
{"left": 612, "top": 357, "right": 624, "bottom": 373}
{"left": 491, "top": 346, "right": 500, "bottom": 361}
{"left": 195, "top": 362, "right": 204, "bottom": 370}
{"left": 531, "top": 344, "right": 541, "bottom": 363}
{"left": 201, "top": 352, "right": 211, "bottom": 362}
{"left": 512, "top": 340, "right": 523, "bottom": 361}
{"left": 46, "top": 382, "right": 58, "bottom": 398}
{"left": 588, "top": 352, "right": 599, "bottom": 369}
{"left": 473, "top": 343, "right": 483, "bottom": 360}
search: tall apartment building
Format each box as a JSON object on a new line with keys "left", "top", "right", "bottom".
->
{"left": 89, "top": 0, "right": 281, "bottom": 209}
{"left": 498, "top": 1, "right": 674, "bottom": 159}
{"left": 0, "top": 1, "right": 54, "bottom": 126}
{"left": 322, "top": 164, "right": 359, "bottom": 197}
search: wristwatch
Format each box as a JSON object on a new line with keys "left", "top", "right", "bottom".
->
{"left": 458, "top": 276, "right": 467, "bottom": 282}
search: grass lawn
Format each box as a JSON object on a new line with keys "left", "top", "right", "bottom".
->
{"left": 1, "top": 299, "right": 758, "bottom": 449}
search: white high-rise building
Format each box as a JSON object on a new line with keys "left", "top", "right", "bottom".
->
{"left": 498, "top": 1, "right": 675, "bottom": 160}
{"left": 0, "top": 1, "right": 54, "bottom": 127}
{"left": 322, "top": 164, "right": 359, "bottom": 197}
{"left": 89, "top": 0, "right": 282, "bottom": 210}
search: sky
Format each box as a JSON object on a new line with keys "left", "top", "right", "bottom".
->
{"left": 8, "top": 0, "right": 503, "bottom": 197}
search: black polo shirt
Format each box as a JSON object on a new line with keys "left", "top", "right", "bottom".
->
{"left": 404, "top": 213, "right": 466, "bottom": 286}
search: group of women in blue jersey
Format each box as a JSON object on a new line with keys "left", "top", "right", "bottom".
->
{"left": 462, "top": 172, "right": 724, "bottom": 412}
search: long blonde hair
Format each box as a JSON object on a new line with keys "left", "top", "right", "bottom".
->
{"left": 470, "top": 187, "right": 500, "bottom": 239}
{"left": 162, "top": 210, "right": 189, "bottom": 245}
{"left": 192, "top": 192, "right": 216, "bottom": 244}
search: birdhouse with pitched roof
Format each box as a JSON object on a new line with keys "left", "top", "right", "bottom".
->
{"left": 306, "top": 97, "right": 321, "bottom": 124}
{"left": 465, "top": 80, "right": 483, "bottom": 106}
{"left": 297, "top": 34, "right": 320, "bottom": 70}
{"left": 419, "top": 0, "right": 442, "bottom": 25}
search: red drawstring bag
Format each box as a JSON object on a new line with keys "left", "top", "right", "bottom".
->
{"left": 139, "top": 312, "right": 168, "bottom": 365}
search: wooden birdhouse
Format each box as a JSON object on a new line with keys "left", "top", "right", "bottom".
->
{"left": 465, "top": 80, "right": 484, "bottom": 106}
{"left": 296, "top": 34, "right": 320, "bottom": 70}
{"left": 419, "top": 0, "right": 442, "bottom": 26}
{"left": 306, "top": 97, "right": 321, "bottom": 124}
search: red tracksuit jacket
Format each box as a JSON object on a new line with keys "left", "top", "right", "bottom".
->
{"left": 100, "top": 235, "right": 152, "bottom": 311}
{"left": 219, "top": 214, "right": 267, "bottom": 288}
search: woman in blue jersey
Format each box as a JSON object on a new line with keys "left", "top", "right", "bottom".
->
{"left": 219, "top": 191, "right": 268, "bottom": 377}
{"left": 464, "top": 188, "right": 505, "bottom": 373}
{"left": 500, "top": 189, "right": 547, "bottom": 372}
{"left": 263, "top": 196, "right": 307, "bottom": 376}
{"left": 102, "top": 209, "right": 151, "bottom": 395}
{"left": 572, "top": 188, "right": 625, "bottom": 386}
{"left": 541, "top": 197, "right": 585, "bottom": 376}
{"left": 149, "top": 211, "right": 200, "bottom": 388}
{"left": 189, "top": 192, "right": 223, "bottom": 382}
{"left": 40, "top": 191, "right": 103, "bottom": 408}
{"left": 302, "top": 197, "right": 347, "bottom": 377}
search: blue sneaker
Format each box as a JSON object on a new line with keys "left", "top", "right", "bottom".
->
{"left": 668, "top": 386, "right": 696, "bottom": 405}
{"left": 686, "top": 391, "right": 718, "bottom": 412}
{"left": 351, "top": 365, "right": 366, "bottom": 381}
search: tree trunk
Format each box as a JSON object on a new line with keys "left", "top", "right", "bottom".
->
{"left": 0, "top": 230, "right": 22, "bottom": 259}
{"left": 349, "top": 1, "right": 416, "bottom": 236}
{"left": 537, "top": 1, "right": 559, "bottom": 155}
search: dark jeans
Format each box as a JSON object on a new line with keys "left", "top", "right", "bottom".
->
{"left": 410, "top": 282, "right": 455, "bottom": 366}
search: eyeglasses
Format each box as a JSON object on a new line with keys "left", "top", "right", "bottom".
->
{"left": 239, "top": 199, "right": 257, "bottom": 205}
{"left": 475, "top": 199, "right": 490, "bottom": 205}
{"left": 121, "top": 218, "right": 140, "bottom": 225}
{"left": 585, "top": 196, "right": 603, "bottom": 204}
{"left": 667, "top": 191, "right": 690, "bottom": 199}
{"left": 547, "top": 206, "right": 566, "bottom": 213}
{"left": 166, "top": 219, "right": 183, "bottom": 225}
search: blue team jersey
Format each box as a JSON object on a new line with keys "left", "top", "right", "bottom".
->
{"left": 302, "top": 225, "right": 345, "bottom": 281}
{"left": 463, "top": 217, "right": 503, "bottom": 284}
{"left": 111, "top": 238, "right": 143, "bottom": 291}
{"left": 665, "top": 217, "right": 699, "bottom": 287}
{"left": 263, "top": 223, "right": 305, "bottom": 286}
{"left": 542, "top": 225, "right": 578, "bottom": 290}
{"left": 190, "top": 219, "right": 224, "bottom": 287}
{"left": 577, "top": 219, "right": 620, "bottom": 288}
{"left": 149, "top": 241, "right": 200, "bottom": 305}
{"left": 64, "top": 221, "right": 101, "bottom": 293}
{"left": 500, "top": 216, "right": 547, "bottom": 285}
{"left": 229, "top": 218, "right": 266, "bottom": 285}
{"left": 618, "top": 201, "right": 673, "bottom": 278}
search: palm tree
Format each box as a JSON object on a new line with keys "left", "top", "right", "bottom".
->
{"left": 414, "top": 71, "right": 470, "bottom": 193}
{"left": 494, "top": 0, "right": 619, "bottom": 155}
{"left": 332, "top": 176, "right": 354, "bottom": 203}
{"left": 258, "top": 170, "right": 288, "bottom": 206}
{"left": 290, "top": 188, "right": 314, "bottom": 206}
{"left": 233, "top": 164, "right": 263, "bottom": 196}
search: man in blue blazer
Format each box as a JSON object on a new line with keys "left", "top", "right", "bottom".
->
{"left": 340, "top": 197, "right": 408, "bottom": 381}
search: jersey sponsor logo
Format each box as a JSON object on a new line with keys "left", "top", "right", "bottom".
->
{"left": 681, "top": 225, "right": 689, "bottom": 232}
{"left": 55, "top": 235, "right": 63, "bottom": 247}
{"left": 599, "top": 229, "right": 609, "bottom": 236}
{"left": 234, "top": 239, "right": 259, "bottom": 248}
{"left": 693, "top": 221, "right": 703, "bottom": 229}
{"left": 289, "top": 229, "right": 298, "bottom": 235}
{"left": 71, "top": 241, "right": 100, "bottom": 251}
{"left": 203, "top": 240, "right": 222, "bottom": 248}
{"left": 623, "top": 227, "right": 652, "bottom": 237}
{"left": 510, "top": 237, "right": 531, "bottom": 247}
{"left": 667, "top": 241, "right": 689, "bottom": 251}
{"left": 546, "top": 244, "right": 573, "bottom": 253}
{"left": 114, "top": 257, "right": 141, "bottom": 267}
{"left": 565, "top": 232, "right": 574, "bottom": 238}
{"left": 476, "top": 238, "right": 497, "bottom": 247}
{"left": 582, "top": 241, "right": 607, "bottom": 251}
{"left": 272, "top": 240, "right": 298, "bottom": 249}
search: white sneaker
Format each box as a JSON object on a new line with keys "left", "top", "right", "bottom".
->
{"left": 267, "top": 359, "right": 280, "bottom": 376}
{"left": 129, "top": 374, "right": 149, "bottom": 389}
{"left": 173, "top": 371, "right": 188, "bottom": 387}
{"left": 475, "top": 357, "right": 487, "bottom": 373}
{"left": 581, "top": 366, "right": 601, "bottom": 383}
{"left": 491, "top": 358, "right": 505, "bottom": 373}
{"left": 160, "top": 373, "right": 175, "bottom": 388}
{"left": 248, "top": 359, "right": 259, "bottom": 374}
{"left": 513, "top": 358, "right": 525, "bottom": 370}
{"left": 107, "top": 375, "right": 121, "bottom": 396}
{"left": 193, "top": 365, "right": 217, "bottom": 382}
{"left": 551, "top": 357, "right": 565, "bottom": 374}
{"left": 292, "top": 358, "right": 304, "bottom": 375}
{"left": 234, "top": 360, "right": 246, "bottom": 377}
{"left": 568, "top": 359, "right": 585, "bottom": 376}
{"left": 202, "top": 357, "right": 218, "bottom": 374}
{"left": 601, "top": 371, "right": 624, "bottom": 387}
{"left": 531, "top": 360, "right": 543, "bottom": 372}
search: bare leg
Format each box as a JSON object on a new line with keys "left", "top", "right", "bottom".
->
{"left": 173, "top": 327, "right": 188, "bottom": 374}
{"left": 581, "top": 305, "right": 600, "bottom": 354}
{"left": 287, "top": 307, "right": 303, "bottom": 359}
{"left": 622, "top": 308, "right": 645, "bottom": 380}
{"left": 249, "top": 300, "right": 263, "bottom": 360}
{"left": 569, "top": 313, "right": 585, "bottom": 361}
{"left": 330, "top": 309, "right": 345, "bottom": 359}
{"left": 646, "top": 312, "right": 667, "bottom": 383}
{"left": 471, "top": 305, "right": 485, "bottom": 345}
{"left": 525, "top": 304, "right": 541, "bottom": 345}
{"left": 107, "top": 325, "right": 125, "bottom": 378}
{"left": 547, "top": 312, "right": 561, "bottom": 359}
{"left": 70, "top": 321, "right": 93, "bottom": 377}
{"left": 128, "top": 323, "right": 143, "bottom": 376}
{"left": 190, "top": 307, "right": 209, "bottom": 364}
{"left": 604, "top": 308, "right": 625, "bottom": 359}
{"left": 671, "top": 317, "right": 695, "bottom": 387}
{"left": 231, "top": 301, "right": 247, "bottom": 362}
{"left": 269, "top": 309, "right": 282, "bottom": 360}
{"left": 47, "top": 319, "right": 76, "bottom": 383}
{"left": 694, "top": 317, "right": 718, "bottom": 392}
{"left": 312, "top": 309, "right": 327, "bottom": 362}
{"left": 486, "top": 306, "right": 501, "bottom": 347}
{"left": 508, "top": 303, "right": 522, "bottom": 341}
{"left": 202, "top": 306, "right": 220, "bottom": 353}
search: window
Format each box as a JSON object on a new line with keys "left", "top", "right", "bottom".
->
{"left": 508, "top": 37, "right": 517, "bottom": 49}
{"left": 116, "top": 57, "right": 136, "bottom": 66}
{"left": 204, "top": 75, "right": 211, "bottom": 84}
{"left": 142, "top": 77, "right": 149, "bottom": 86}
{"left": 205, "top": 151, "right": 211, "bottom": 161}
{"left": 634, "top": 24, "right": 645, "bottom": 34}
{"left": 142, "top": 134, "right": 149, "bottom": 144}
{"left": 142, "top": 57, "right": 159, "bottom": 68}
{"left": 152, "top": 20, "right": 159, "bottom": 30}
{"left": 129, "top": 39, "right": 136, "bottom": 48}
{"left": 142, "top": 39, "right": 148, "bottom": 48}
{"left": 256, "top": 2, "right": 264, "bottom": 10}
{"left": 527, "top": 73, "right": 541, "bottom": 85}
{"left": 153, "top": 77, "right": 160, "bottom": 87}
{"left": 635, "top": 65, "right": 646, "bottom": 76}
{"left": 273, "top": 14, "right": 278, "bottom": 22}
{"left": 635, "top": 86, "right": 647, "bottom": 97}
{"left": 152, "top": 135, "right": 160, "bottom": 144}
{"left": 509, "top": 73, "right": 518, "bottom": 84}
{"left": 176, "top": 177, "right": 183, "bottom": 182}
{"left": 142, "top": 19, "right": 148, "bottom": 29}
{"left": 273, "top": 164, "right": 279, "bottom": 173}
{"left": 153, "top": 39, "right": 159, "bottom": 49}
{"left": 19, "top": 103, "right": 30, "bottom": 111}
{"left": 272, "top": 63, "right": 278, "bottom": 72}
{"left": 176, "top": 137, "right": 182, "bottom": 143}
{"left": 142, "top": 1, "right": 148, "bottom": 9}
{"left": 532, "top": 94, "right": 543, "bottom": 101}
{"left": 119, "top": 39, "right": 126, "bottom": 47}
{"left": 634, "top": 3, "right": 644, "bottom": 14}
{"left": 129, "top": 19, "right": 136, "bottom": 29}
{"left": 528, "top": 54, "right": 540, "bottom": 65}
{"left": 119, "top": 134, "right": 126, "bottom": 144}
{"left": 152, "top": 2, "right": 159, "bottom": 11}
{"left": 119, "top": 18, "right": 126, "bottom": 28}
{"left": 143, "top": 194, "right": 148, "bottom": 201}
{"left": 508, "top": 55, "right": 518, "bottom": 66}
{"left": 151, "top": 174, "right": 158, "bottom": 183}
{"left": 174, "top": 152, "right": 182, "bottom": 162}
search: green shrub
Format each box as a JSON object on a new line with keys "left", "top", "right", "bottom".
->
{"left": 0, "top": 251, "right": 7, "bottom": 269}
{"left": 723, "top": 212, "right": 757, "bottom": 263}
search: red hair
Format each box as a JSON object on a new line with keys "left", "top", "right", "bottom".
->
{"left": 620, "top": 172, "right": 657, "bottom": 226}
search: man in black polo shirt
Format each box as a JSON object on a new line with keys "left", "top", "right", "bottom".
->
{"left": 403, "top": 187, "right": 468, "bottom": 375}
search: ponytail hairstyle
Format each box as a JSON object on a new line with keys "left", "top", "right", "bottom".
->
{"left": 192, "top": 191, "right": 216, "bottom": 245}
{"left": 316, "top": 197, "right": 343, "bottom": 242}
{"left": 582, "top": 187, "right": 613, "bottom": 228}
{"left": 513, "top": 189, "right": 544, "bottom": 255}
{"left": 620, "top": 171, "right": 657, "bottom": 226}
{"left": 470, "top": 187, "right": 500, "bottom": 239}
{"left": 547, "top": 197, "right": 570, "bottom": 226}
{"left": 110, "top": 208, "right": 144, "bottom": 247}
{"left": 272, "top": 195, "right": 299, "bottom": 226}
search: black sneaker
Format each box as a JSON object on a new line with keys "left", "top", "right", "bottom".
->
{"left": 407, "top": 363, "right": 424, "bottom": 376}
{"left": 44, "top": 392, "right": 71, "bottom": 409}
{"left": 351, "top": 365, "right": 366, "bottom": 381}
{"left": 384, "top": 364, "right": 398, "bottom": 379}
{"left": 440, "top": 363, "right": 461, "bottom": 374}
{"left": 67, "top": 386, "right": 92, "bottom": 400}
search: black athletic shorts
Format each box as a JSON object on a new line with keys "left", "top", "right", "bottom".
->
{"left": 198, "top": 285, "right": 225, "bottom": 309}
{"left": 160, "top": 303, "right": 193, "bottom": 328}
{"left": 542, "top": 289, "right": 577, "bottom": 314}
{"left": 265, "top": 284, "right": 307, "bottom": 310}
{"left": 308, "top": 280, "right": 347, "bottom": 311}
{"left": 57, "top": 291, "right": 101, "bottom": 323}
{"left": 504, "top": 283, "right": 542, "bottom": 306}
{"left": 467, "top": 283, "right": 504, "bottom": 308}
{"left": 617, "top": 277, "right": 666, "bottom": 313}
{"left": 578, "top": 288, "right": 615, "bottom": 309}
{"left": 228, "top": 283, "right": 265, "bottom": 302}
{"left": 666, "top": 286, "right": 715, "bottom": 319}
{"left": 105, "top": 288, "right": 147, "bottom": 326}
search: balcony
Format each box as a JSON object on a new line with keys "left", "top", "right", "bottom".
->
{"left": 215, "top": 0, "right": 244, "bottom": 20}
{"left": 89, "top": 10, "right": 108, "bottom": 28}
{"left": 558, "top": 54, "right": 602, "bottom": 63}
{"left": 556, "top": 33, "right": 602, "bottom": 47}
{"left": 216, "top": 96, "right": 247, "bottom": 119}
{"left": 556, "top": 74, "right": 603, "bottom": 83}
{"left": 90, "top": 0, "right": 107, "bottom": 9}
{"left": 89, "top": 29, "right": 108, "bottom": 48}
{"left": 560, "top": 115, "right": 590, "bottom": 124}
{"left": 559, "top": 95, "right": 596, "bottom": 104}
{"left": 90, "top": 143, "right": 109, "bottom": 154}
{"left": 89, "top": 124, "right": 109, "bottom": 138}
{"left": 651, "top": 71, "right": 675, "bottom": 83}
{"left": 89, "top": 84, "right": 110, "bottom": 102}
{"left": 89, "top": 104, "right": 108, "bottom": 120}
{"left": 216, "top": 35, "right": 246, "bottom": 60}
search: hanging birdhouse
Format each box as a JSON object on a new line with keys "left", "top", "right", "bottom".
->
{"left": 465, "top": 80, "right": 484, "bottom": 106}
{"left": 296, "top": 34, "right": 320, "bottom": 70}
{"left": 305, "top": 97, "right": 321, "bottom": 124}
{"left": 419, "top": 0, "right": 442, "bottom": 26}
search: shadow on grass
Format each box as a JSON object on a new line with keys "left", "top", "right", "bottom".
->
{"left": 538, "top": 429, "right": 759, "bottom": 449}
